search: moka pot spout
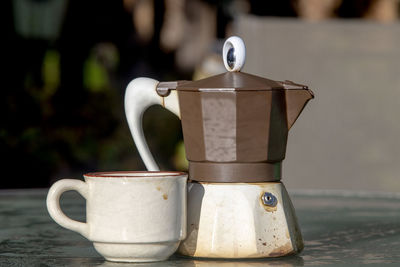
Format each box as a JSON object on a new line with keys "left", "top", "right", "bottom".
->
{"left": 282, "top": 80, "right": 314, "bottom": 130}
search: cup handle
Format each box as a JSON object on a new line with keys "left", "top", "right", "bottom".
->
{"left": 124, "top": 77, "right": 181, "bottom": 171}
{"left": 46, "top": 179, "right": 89, "bottom": 238}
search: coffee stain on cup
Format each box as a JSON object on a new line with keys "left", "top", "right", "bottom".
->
{"left": 156, "top": 182, "right": 172, "bottom": 200}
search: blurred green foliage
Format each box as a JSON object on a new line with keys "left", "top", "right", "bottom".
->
{"left": 42, "top": 50, "right": 60, "bottom": 95}
{"left": 2, "top": 44, "right": 186, "bottom": 188}
{"left": 3, "top": 0, "right": 196, "bottom": 188}
{"left": 83, "top": 52, "right": 109, "bottom": 92}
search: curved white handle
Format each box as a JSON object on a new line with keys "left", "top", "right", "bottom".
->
{"left": 124, "top": 77, "right": 180, "bottom": 170}
{"left": 46, "top": 179, "right": 89, "bottom": 238}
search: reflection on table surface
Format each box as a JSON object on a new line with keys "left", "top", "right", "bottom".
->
{"left": 96, "top": 255, "right": 304, "bottom": 266}
{"left": 0, "top": 189, "right": 399, "bottom": 266}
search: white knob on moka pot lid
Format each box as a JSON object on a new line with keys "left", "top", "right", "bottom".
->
{"left": 223, "top": 36, "right": 246, "bottom": 72}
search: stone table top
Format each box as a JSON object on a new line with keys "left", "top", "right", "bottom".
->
{"left": 0, "top": 188, "right": 399, "bottom": 266}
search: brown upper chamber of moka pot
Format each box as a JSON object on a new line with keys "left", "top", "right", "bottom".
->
{"left": 157, "top": 37, "right": 314, "bottom": 183}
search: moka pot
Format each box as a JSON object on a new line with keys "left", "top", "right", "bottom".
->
{"left": 125, "top": 36, "right": 314, "bottom": 258}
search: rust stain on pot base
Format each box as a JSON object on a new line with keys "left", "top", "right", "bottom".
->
{"left": 163, "top": 193, "right": 168, "bottom": 200}
{"left": 268, "top": 242, "right": 294, "bottom": 257}
{"left": 263, "top": 205, "right": 277, "bottom": 212}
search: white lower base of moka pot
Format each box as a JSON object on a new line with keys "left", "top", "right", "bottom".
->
{"left": 178, "top": 182, "right": 303, "bottom": 258}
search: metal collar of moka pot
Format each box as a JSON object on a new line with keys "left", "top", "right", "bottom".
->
{"left": 156, "top": 37, "right": 314, "bottom": 183}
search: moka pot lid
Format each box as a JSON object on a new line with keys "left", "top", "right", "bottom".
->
{"left": 175, "top": 36, "right": 307, "bottom": 91}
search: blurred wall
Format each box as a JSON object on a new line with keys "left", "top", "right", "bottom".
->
{"left": 235, "top": 16, "right": 400, "bottom": 192}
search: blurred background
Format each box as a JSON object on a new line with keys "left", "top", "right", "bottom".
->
{"left": 3, "top": 0, "right": 400, "bottom": 191}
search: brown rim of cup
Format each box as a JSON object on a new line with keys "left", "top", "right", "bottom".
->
{"left": 84, "top": 171, "right": 187, "bottom": 178}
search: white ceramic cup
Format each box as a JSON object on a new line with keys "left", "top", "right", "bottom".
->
{"left": 46, "top": 171, "right": 187, "bottom": 262}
